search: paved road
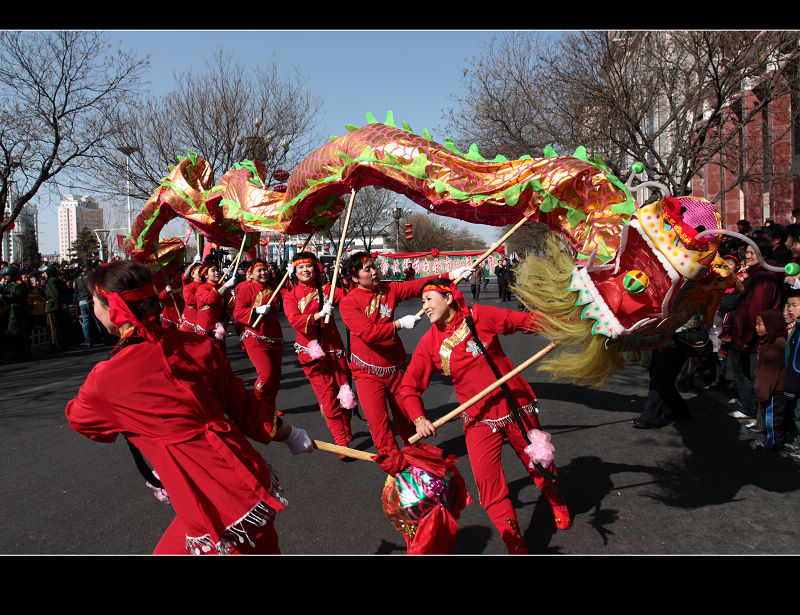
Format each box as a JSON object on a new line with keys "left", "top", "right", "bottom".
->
{"left": 3, "top": 283, "right": 800, "bottom": 555}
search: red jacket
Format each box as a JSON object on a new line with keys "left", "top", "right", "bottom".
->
{"left": 195, "top": 282, "right": 228, "bottom": 331}
{"left": 399, "top": 303, "right": 541, "bottom": 423}
{"left": 339, "top": 276, "right": 438, "bottom": 372}
{"left": 731, "top": 265, "right": 784, "bottom": 352}
{"left": 159, "top": 286, "right": 185, "bottom": 325}
{"left": 181, "top": 278, "right": 199, "bottom": 325}
{"left": 282, "top": 281, "right": 346, "bottom": 362}
{"left": 65, "top": 328, "right": 286, "bottom": 551}
{"left": 232, "top": 280, "right": 283, "bottom": 341}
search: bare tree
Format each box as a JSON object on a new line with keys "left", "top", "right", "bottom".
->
{"left": 323, "top": 186, "right": 398, "bottom": 254}
{"left": 89, "top": 49, "right": 325, "bottom": 204}
{"left": 0, "top": 31, "right": 148, "bottom": 261}
{"left": 391, "top": 211, "right": 485, "bottom": 252}
{"left": 446, "top": 30, "right": 800, "bottom": 205}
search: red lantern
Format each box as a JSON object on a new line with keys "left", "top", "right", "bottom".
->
{"left": 259, "top": 239, "right": 268, "bottom": 247}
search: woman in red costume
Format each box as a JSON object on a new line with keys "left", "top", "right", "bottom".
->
{"left": 338, "top": 251, "right": 471, "bottom": 457}
{"left": 281, "top": 251, "right": 356, "bottom": 453}
{"left": 399, "top": 277, "right": 571, "bottom": 554}
{"left": 179, "top": 258, "right": 203, "bottom": 334}
{"left": 232, "top": 259, "right": 284, "bottom": 407}
{"left": 195, "top": 261, "right": 236, "bottom": 352}
{"left": 65, "top": 260, "right": 313, "bottom": 555}
{"left": 158, "top": 268, "right": 185, "bottom": 329}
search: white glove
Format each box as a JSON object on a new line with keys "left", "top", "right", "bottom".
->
{"left": 193, "top": 253, "right": 202, "bottom": 263}
{"left": 319, "top": 302, "right": 333, "bottom": 317}
{"left": 451, "top": 266, "right": 473, "bottom": 281}
{"left": 165, "top": 285, "right": 172, "bottom": 293}
{"left": 287, "top": 263, "right": 295, "bottom": 277}
{"left": 284, "top": 426, "right": 313, "bottom": 455}
{"left": 255, "top": 304, "right": 271, "bottom": 315}
{"left": 221, "top": 277, "right": 236, "bottom": 290}
{"left": 396, "top": 314, "right": 421, "bottom": 329}
{"left": 222, "top": 266, "right": 232, "bottom": 277}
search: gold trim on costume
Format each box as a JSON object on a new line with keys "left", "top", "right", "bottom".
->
{"left": 439, "top": 320, "right": 471, "bottom": 377}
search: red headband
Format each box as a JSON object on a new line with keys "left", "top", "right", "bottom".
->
{"left": 97, "top": 283, "right": 160, "bottom": 341}
{"left": 422, "top": 282, "right": 453, "bottom": 294}
{"left": 421, "top": 281, "right": 469, "bottom": 314}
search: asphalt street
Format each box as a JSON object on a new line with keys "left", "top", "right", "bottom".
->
{"left": 3, "top": 280, "right": 800, "bottom": 555}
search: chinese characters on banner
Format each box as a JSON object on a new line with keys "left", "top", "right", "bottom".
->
{"left": 374, "top": 251, "right": 499, "bottom": 279}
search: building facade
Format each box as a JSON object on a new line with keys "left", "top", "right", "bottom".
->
{"left": 58, "top": 194, "right": 104, "bottom": 263}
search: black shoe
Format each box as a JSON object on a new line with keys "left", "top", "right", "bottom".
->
{"left": 632, "top": 418, "right": 662, "bottom": 429}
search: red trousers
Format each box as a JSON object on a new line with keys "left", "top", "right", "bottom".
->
{"left": 302, "top": 355, "right": 353, "bottom": 447}
{"left": 242, "top": 336, "right": 282, "bottom": 408}
{"left": 153, "top": 515, "right": 281, "bottom": 555}
{"left": 352, "top": 368, "right": 416, "bottom": 456}
{"left": 463, "top": 410, "right": 564, "bottom": 554}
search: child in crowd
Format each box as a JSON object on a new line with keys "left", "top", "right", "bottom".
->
{"left": 751, "top": 309, "right": 788, "bottom": 450}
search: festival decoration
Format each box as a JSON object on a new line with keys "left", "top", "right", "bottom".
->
{"left": 312, "top": 440, "right": 471, "bottom": 554}
{"left": 124, "top": 111, "right": 780, "bottom": 385}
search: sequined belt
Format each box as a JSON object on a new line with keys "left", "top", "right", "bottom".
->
{"left": 240, "top": 329, "right": 283, "bottom": 345}
{"left": 461, "top": 401, "right": 538, "bottom": 432}
{"left": 349, "top": 352, "right": 406, "bottom": 376}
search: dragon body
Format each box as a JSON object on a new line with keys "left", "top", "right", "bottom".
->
{"left": 125, "top": 113, "right": 737, "bottom": 382}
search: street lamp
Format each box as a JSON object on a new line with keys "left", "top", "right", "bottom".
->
{"left": 116, "top": 146, "right": 139, "bottom": 234}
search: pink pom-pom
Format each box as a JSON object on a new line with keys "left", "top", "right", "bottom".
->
{"left": 524, "top": 428, "right": 555, "bottom": 469}
{"left": 337, "top": 383, "right": 357, "bottom": 409}
{"left": 214, "top": 322, "right": 226, "bottom": 340}
{"left": 307, "top": 339, "right": 326, "bottom": 360}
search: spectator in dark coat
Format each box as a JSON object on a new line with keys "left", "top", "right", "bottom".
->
{"left": 728, "top": 237, "right": 785, "bottom": 420}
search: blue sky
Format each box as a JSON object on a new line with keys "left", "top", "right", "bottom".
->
{"left": 39, "top": 30, "right": 523, "bottom": 253}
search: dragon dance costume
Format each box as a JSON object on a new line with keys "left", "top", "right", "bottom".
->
{"left": 281, "top": 258, "right": 354, "bottom": 449}
{"left": 66, "top": 277, "right": 290, "bottom": 555}
{"left": 339, "top": 274, "right": 439, "bottom": 456}
{"left": 233, "top": 273, "right": 284, "bottom": 407}
{"left": 179, "top": 274, "right": 200, "bottom": 334}
{"left": 399, "top": 282, "right": 571, "bottom": 554}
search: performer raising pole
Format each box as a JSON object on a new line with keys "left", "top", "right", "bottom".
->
{"left": 398, "top": 277, "right": 571, "bottom": 554}
{"left": 339, "top": 251, "right": 471, "bottom": 457}
{"left": 233, "top": 258, "right": 285, "bottom": 408}
{"left": 194, "top": 261, "right": 236, "bottom": 354}
{"left": 282, "top": 251, "right": 356, "bottom": 455}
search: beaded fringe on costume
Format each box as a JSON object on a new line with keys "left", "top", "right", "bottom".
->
{"left": 185, "top": 467, "right": 288, "bottom": 555}
{"left": 240, "top": 329, "right": 283, "bottom": 345}
{"left": 461, "top": 402, "right": 538, "bottom": 432}
{"left": 349, "top": 353, "right": 406, "bottom": 377}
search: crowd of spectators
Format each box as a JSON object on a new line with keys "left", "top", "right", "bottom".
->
{"left": 690, "top": 219, "right": 800, "bottom": 461}
{"left": 0, "top": 260, "right": 118, "bottom": 361}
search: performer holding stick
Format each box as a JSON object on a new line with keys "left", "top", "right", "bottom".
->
{"left": 179, "top": 257, "right": 203, "bottom": 333}
{"left": 339, "top": 251, "right": 471, "bottom": 457}
{"left": 65, "top": 260, "right": 313, "bottom": 555}
{"left": 194, "top": 261, "right": 236, "bottom": 354}
{"left": 398, "top": 277, "right": 571, "bottom": 554}
{"left": 233, "top": 258, "right": 284, "bottom": 408}
{"left": 282, "top": 251, "right": 356, "bottom": 455}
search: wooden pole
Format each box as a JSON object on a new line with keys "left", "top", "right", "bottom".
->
{"left": 414, "top": 215, "right": 529, "bottom": 317}
{"left": 223, "top": 232, "right": 249, "bottom": 283}
{"left": 325, "top": 189, "right": 357, "bottom": 324}
{"left": 407, "top": 341, "right": 558, "bottom": 444}
{"left": 313, "top": 439, "right": 377, "bottom": 462}
{"left": 251, "top": 232, "right": 314, "bottom": 327}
